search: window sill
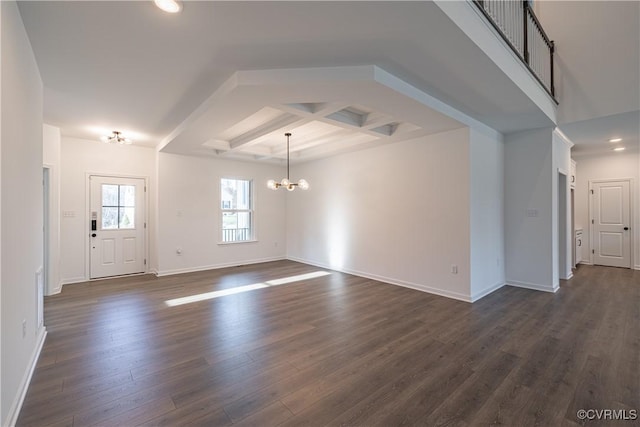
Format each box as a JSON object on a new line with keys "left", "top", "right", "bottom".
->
{"left": 217, "top": 240, "right": 258, "bottom": 246}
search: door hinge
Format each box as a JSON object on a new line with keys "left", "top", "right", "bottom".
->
{"left": 144, "top": 259, "right": 147, "bottom": 265}
{"left": 144, "top": 186, "right": 147, "bottom": 192}
{"left": 592, "top": 249, "right": 595, "bottom": 254}
{"left": 591, "top": 219, "right": 594, "bottom": 224}
{"left": 590, "top": 189, "right": 594, "bottom": 194}
{"left": 144, "top": 222, "right": 147, "bottom": 229}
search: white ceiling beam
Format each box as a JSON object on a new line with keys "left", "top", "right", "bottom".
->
{"left": 228, "top": 114, "right": 304, "bottom": 150}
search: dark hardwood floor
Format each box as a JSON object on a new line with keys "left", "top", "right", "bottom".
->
{"left": 17, "top": 261, "right": 639, "bottom": 426}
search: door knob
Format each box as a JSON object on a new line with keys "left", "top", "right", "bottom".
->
{"left": 91, "top": 233, "right": 97, "bottom": 237}
{"left": 623, "top": 227, "right": 629, "bottom": 231}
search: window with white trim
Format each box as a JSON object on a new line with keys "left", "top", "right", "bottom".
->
{"left": 220, "top": 178, "right": 253, "bottom": 243}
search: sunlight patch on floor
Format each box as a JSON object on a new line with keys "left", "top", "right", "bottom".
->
{"left": 165, "top": 270, "right": 331, "bottom": 307}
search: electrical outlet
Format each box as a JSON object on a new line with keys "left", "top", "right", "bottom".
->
{"left": 451, "top": 265, "right": 458, "bottom": 274}
{"left": 22, "top": 320, "right": 27, "bottom": 338}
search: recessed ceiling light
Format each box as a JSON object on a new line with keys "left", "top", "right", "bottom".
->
{"left": 613, "top": 147, "right": 625, "bottom": 151}
{"left": 609, "top": 138, "right": 622, "bottom": 143}
{"left": 154, "top": 0, "right": 182, "bottom": 13}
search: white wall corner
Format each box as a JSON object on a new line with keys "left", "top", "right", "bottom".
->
{"left": 507, "top": 280, "right": 559, "bottom": 293}
{"left": 470, "top": 281, "right": 506, "bottom": 302}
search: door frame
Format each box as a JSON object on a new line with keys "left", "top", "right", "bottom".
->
{"left": 588, "top": 178, "right": 634, "bottom": 268}
{"left": 85, "top": 173, "right": 149, "bottom": 280}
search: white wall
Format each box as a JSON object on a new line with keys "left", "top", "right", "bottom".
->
{"left": 574, "top": 151, "right": 640, "bottom": 269}
{"left": 156, "top": 152, "right": 287, "bottom": 275}
{"left": 43, "top": 124, "right": 61, "bottom": 294}
{"left": 504, "top": 127, "right": 556, "bottom": 292}
{"left": 60, "top": 137, "right": 157, "bottom": 284}
{"left": 287, "top": 127, "right": 473, "bottom": 301}
{"left": 552, "top": 130, "right": 573, "bottom": 281}
{"left": 1, "top": 1, "right": 45, "bottom": 424}
{"left": 469, "top": 127, "right": 505, "bottom": 300}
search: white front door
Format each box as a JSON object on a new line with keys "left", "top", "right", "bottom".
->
{"left": 591, "top": 180, "right": 631, "bottom": 268}
{"left": 90, "top": 176, "right": 146, "bottom": 279}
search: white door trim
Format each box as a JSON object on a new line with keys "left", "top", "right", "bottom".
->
{"left": 588, "top": 178, "right": 634, "bottom": 268}
{"left": 84, "top": 173, "right": 149, "bottom": 280}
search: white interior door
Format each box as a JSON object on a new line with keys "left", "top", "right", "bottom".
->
{"left": 591, "top": 180, "right": 631, "bottom": 268}
{"left": 90, "top": 176, "right": 146, "bottom": 279}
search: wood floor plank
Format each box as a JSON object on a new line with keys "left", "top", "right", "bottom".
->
{"left": 15, "top": 261, "right": 639, "bottom": 426}
{"left": 421, "top": 350, "right": 520, "bottom": 426}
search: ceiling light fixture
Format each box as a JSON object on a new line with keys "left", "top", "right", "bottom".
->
{"left": 613, "top": 147, "right": 626, "bottom": 151}
{"left": 154, "top": 0, "right": 182, "bottom": 13}
{"left": 267, "top": 133, "right": 309, "bottom": 192}
{"left": 101, "top": 131, "right": 132, "bottom": 145}
{"left": 609, "top": 138, "right": 622, "bottom": 143}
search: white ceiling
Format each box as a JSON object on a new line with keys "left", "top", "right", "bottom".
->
{"left": 17, "top": 1, "right": 639, "bottom": 161}
{"left": 537, "top": 1, "right": 640, "bottom": 157}
{"left": 561, "top": 110, "right": 639, "bottom": 158}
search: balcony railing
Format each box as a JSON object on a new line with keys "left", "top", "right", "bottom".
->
{"left": 222, "top": 228, "right": 251, "bottom": 243}
{"left": 473, "top": 0, "right": 556, "bottom": 102}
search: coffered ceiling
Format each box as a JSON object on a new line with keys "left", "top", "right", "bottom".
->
{"left": 158, "top": 66, "right": 465, "bottom": 162}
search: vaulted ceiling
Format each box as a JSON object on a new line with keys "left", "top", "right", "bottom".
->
{"left": 17, "top": 1, "right": 639, "bottom": 161}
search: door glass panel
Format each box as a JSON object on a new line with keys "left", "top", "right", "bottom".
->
{"left": 102, "top": 185, "right": 119, "bottom": 206}
{"left": 101, "top": 183, "right": 137, "bottom": 230}
{"left": 102, "top": 207, "right": 119, "bottom": 229}
{"left": 120, "top": 185, "right": 136, "bottom": 207}
{"left": 119, "top": 207, "right": 135, "bottom": 229}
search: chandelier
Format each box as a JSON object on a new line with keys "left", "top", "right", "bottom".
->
{"left": 267, "top": 133, "right": 309, "bottom": 191}
{"left": 101, "top": 131, "right": 132, "bottom": 145}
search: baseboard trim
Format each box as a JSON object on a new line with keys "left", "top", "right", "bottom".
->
{"left": 470, "top": 281, "right": 506, "bottom": 302}
{"left": 287, "top": 256, "right": 474, "bottom": 303}
{"left": 156, "top": 256, "right": 286, "bottom": 277}
{"left": 634, "top": 264, "right": 640, "bottom": 271}
{"left": 60, "top": 276, "right": 87, "bottom": 286}
{"left": 507, "top": 280, "right": 559, "bottom": 293}
{"left": 6, "top": 327, "right": 47, "bottom": 427}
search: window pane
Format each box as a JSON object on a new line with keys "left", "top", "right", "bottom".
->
{"left": 102, "top": 184, "right": 118, "bottom": 206}
{"left": 237, "top": 211, "right": 251, "bottom": 230}
{"left": 236, "top": 180, "right": 250, "bottom": 210}
{"left": 221, "top": 179, "right": 235, "bottom": 209}
{"left": 221, "top": 211, "right": 251, "bottom": 242}
{"left": 221, "top": 178, "right": 251, "bottom": 210}
{"left": 222, "top": 211, "right": 237, "bottom": 230}
{"left": 102, "top": 207, "right": 118, "bottom": 229}
{"left": 120, "top": 185, "right": 136, "bottom": 207}
{"left": 119, "top": 207, "right": 135, "bottom": 229}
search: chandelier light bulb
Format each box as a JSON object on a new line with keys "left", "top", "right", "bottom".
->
{"left": 281, "top": 178, "right": 290, "bottom": 187}
{"left": 267, "top": 179, "right": 278, "bottom": 190}
{"left": 287, "top": 184, "right": 295, "bottom": 191}
{"left": 298, "top": 179, "right": 309, "bottom": 190}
